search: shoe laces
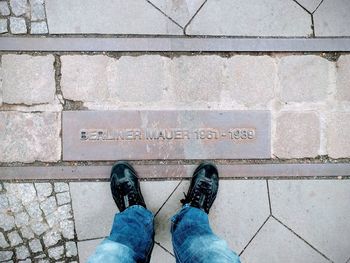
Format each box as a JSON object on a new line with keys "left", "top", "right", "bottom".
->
{"left": 116, "top": 180, "right": 137, "bottom": 204}
{"left": 181, "top": 177, "right": 213, "bottom": 210}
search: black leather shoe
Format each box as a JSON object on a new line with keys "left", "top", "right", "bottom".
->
{"left": 110, "top": 161, "right": 146, "bottom": 212}
{"left": 181, "top": 162, "right": 219, "bottom": 214}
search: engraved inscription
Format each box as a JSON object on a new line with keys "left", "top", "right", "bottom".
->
{"left": 80, "top": 128, "right": 256, "bottom": 142}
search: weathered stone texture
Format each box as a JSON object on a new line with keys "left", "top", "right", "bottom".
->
{"left": 30, "top": 21, "right": 48, "bottom": 34}
{"left": 273, "top": 112, "right": 320, "bottom": 158}
{"left": 0, "top": 112, "right": 61, "bottom": 162}
{"left": 113, "top": 55, "right": 169, "bottom": 103}
{"left": 336, "top": 55, "right": 350, "bottom": 101}
{"left": 0, "top": 18, "right": 7, "bottom": 33}
{"left": 278, "top": 56, "right": 331, "bottom": 103}
{"left": 226, "top": 55, "right": 276, "bottom": 106}
{"left": 10, "top": 0, "right": 28, "bottom": 16}
{"left": 1, "top": 55, "right": 56, "bottom": 105}
{"left": 9, "top": 17, "right": 27, "bottom": 34}
{"left": 29, "top": 0, "right": 45, "bottom": 21}
{"left": 327, "top": 112, "right": 350, "bottom": 158}
{"left": 0, "top": 1, "right": 10, "bottom": 16}
{"left": 170, "top": 56, "right": 225, "bottom": 103}
{"left": 61, "top": 55, "right": 116, "bottom": 102}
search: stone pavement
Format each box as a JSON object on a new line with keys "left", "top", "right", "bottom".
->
{"left": 0, "top": 0, "right": 349, "bottom": 36}
{"left": 1, "top": 179, "right": 350, "bottom": 262}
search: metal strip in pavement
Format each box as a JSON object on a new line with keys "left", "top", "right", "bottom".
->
{"left": 0, "top": 163, "right": 349, "bottom": 180}
{"left": 0, "top": 37, "right": 350, "bottom": 51}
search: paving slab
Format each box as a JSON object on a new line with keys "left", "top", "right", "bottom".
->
{"left": 45, "top": 0, "right": 182, "bottom": 35}
{"left": 273, "top": 111, "right": 320, "bottom": 158}
{"left": 278, "top": 55, "right": 332, "bottom": 103}
{"left": 150, "top": 244, "right": 175, "bottom": 263}
{"left": 327, "top": 112, "right": 350, "bottom": 158}
{"left": 149, "top": 0, "right": 204, "bottom": 27}
{"left": 1, "top": 54, "right": 55, "bottom": 105}
{"left": 70, "top": 181, "right": 180, "bottom": 240}
{"left": 269, "top": 180, "right": 350, "bottom": 263}
{"left": 295, "top": 0, "right": 323, "bottom": 13}
{"left": 336, "top": 55, "right": 350, "bottom": 102}
{"left": 314, "top": 0, "right": 350, "bottom": 36}
{"left": 77, "top": 238, "right": 103, "bottom": 263}
{"left": 186, "top": 0, "right": 312, "bottom": 36}
{"left": 0, "top": 112, "right": 61, "bottom": 163}
{"left": 240, "top": 217, "right": 330, "bottom": 263}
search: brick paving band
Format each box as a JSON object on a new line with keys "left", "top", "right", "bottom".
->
{"left": 0, "top": 163, "right": 349, "bottom": 180}
{"left": 1, "top": 37, "right": 350, "bottom": 52}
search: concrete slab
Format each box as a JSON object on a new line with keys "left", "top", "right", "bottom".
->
{"left": 150, "top": 244, "right": 175, "bottom": 263}
{"left": 149, "top": 0, "right": 204, "bottom": 27}
{"left": 295, "top": 0, "right": 322, "bottom": 13}
{"left": 314, "top": 0, "right": 350, "bottom": 36}
{"left": 45, "top": 0, "right": 182, "bottom": 35}
{"left": 240, "top": 217, "right": 330, "bottom": 263}
{"left": 77, "top": 238, "right": 103, "bottom": 263}
{"left": 186, "top": 0, "right": 312, "bottom": 36}
{"left": 269, "top": 180, "right": 350, "bottom": 263}
{"left": 70, "top": 181, "right": 180, "bottom": 240}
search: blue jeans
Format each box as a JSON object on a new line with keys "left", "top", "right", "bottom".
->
{"left": 88, "top": 205, "right": 240, "bottom": 263}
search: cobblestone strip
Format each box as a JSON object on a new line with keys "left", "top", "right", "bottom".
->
{"left": 0, "top": 0, "right": 48, "bottom": 35}
{"left": 0, "top": 181, "right": 78, "bottom": 262}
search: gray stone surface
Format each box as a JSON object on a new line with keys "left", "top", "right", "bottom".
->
{"left": 61, "top": 55, "right": 116, "bottom": 102}
{"left": 170, "top": 56, "right": 225, "bottom": 103}
{"left": 20, "top": 226, "right": 34, "bottom": 239}
{"left": 10, "top": 0, "right": 28, "bottom": 16}
{"left": 46, "top": 0, "right": 182, "bottom": 35}
{"left": 1, "top": 54, "right": 55, "bottom": 105}
{"left": 16, "top": 245, "right": 30, "bottom": 260}
{"left": 186, "top": 0, "right": 312, "bottom": 36}
{"left": 35, "top": 183, "right": 52, "bottom": 200}
{"left": 210, "top": 180, "right": 270, "bottom": 253}
{"left": 0, "top": 251, "right": 13, "bottom": 261}
{"left": 29, "top": 0, "right": 45, "bottom": 21}
{"left": 296, "top": 0, "right": 322, "bottom": 13}
{"left": 0, "top": 112, "right": 61, "bottom": 163}
{"left": 31, "top": 221, "right": 49, "bottom": 235}
{"left": 65, "top": 241, "right": 77, "bottom": 257}
{"left": 150, "top": 0, "right": 204, "bottom": 26}
{"left": 327, "top": 113, "right": 350, "bottom": 158}
{"left": 0, "top": 1, "right": 10, "bottom": 15}
{"left": 278, "top": 55, "right": 331, "bottom": 103}
{"left": 336, "top": 55, "right": 350, "bottom": 101}
{"left": 70, "top": 181, "right": 179, "bottom": 240}
{"left": 314, "top": 0, "right": 350, "bottom": 36}
{"left": 78, "top": 239, "right": 103, "bottom": 263}
{"left": 29, "top": 239, "right": 43, "bottom": 253}
{"left": 226, "top": 55, "right": 276, "bottom": 106}
{"left": 269, "top": 180, "right": 350, "bottom": 263}
{"left": 150, "top": 244, "right": 175, "bottom": 263}
{"left": 56, "top": 192, "right": 71, "bottom": 205}
{"left": 8, "top": 231, "right": 22, "bottom": 246}
{"left": 113, "top": 55, "right": 169, "bottom": 103}
{"left": 273, "top": 112, "right": 320, "bottom": 158}
{"left": 30, "top": 21, "right": 48, "bottom": 34}
{"left": 0, "top": 18, "right": 6, "bottom": 33}
{"left": 240, "top": 217, "right": 329, "bottom": 263}
{"left": 14, "top": 212, "right": 29, "bottom": 227}
{"left": 25, "top": 201, "right": 43, "bottom": 219}
{"left": 40, "top": 196, "right": 57, "bottom": 216}
{"left": 0, "top": 232, "right": 9, "bottom": 248}
{"left": 9, "top": 17, "right": 27, "bottom": 34}
{"left": 54, "top": 183, "right": 69, "bottom": 193}
{"left": 43, "top": 230, "right": 61, "bottom": 247}
{"left": 48, "top": 245, "right": 64, "bottom": 260}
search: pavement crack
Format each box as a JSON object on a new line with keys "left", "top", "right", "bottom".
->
{"left": 183, "top": 0, "right": 208, "bottom": 35}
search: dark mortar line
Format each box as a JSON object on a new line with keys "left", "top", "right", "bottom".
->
{"left": 154, "top": 241, "right": 175, "bottom": 257}
{"left": 183, "top": 0, "right": 208, "bottom": 35}
{"left": 346, "top": 256, "right": 350, "bottom": 263}
{"left": 292, "top": 0, "right": 312, "bottom": 15}
{"left": 145, "top": 0, "right": 184, "bottom": 30}
{"left": 239, "top": 215, "right": 271, "bottom": 256}
{"left": 311, "top": 13, "right": 316, "bottom": 37}
{"left": 272, "top": 215, "right": 334, "bottom": 262}
{"left": 266, "top": 180, "right": 272, "bottom": 215}
{"left": 154, "top": 180, "right": 183, "bottom": 217}
{"left": 312, "top": 0, "right": 325, "bottom": 14}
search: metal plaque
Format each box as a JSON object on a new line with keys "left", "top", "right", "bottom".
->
{"left": 62, "top": 110, "right": 271, "bottom": 160}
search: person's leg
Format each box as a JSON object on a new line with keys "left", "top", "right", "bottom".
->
{"left": 171, "top": 163, "right": 240, "bottom": 263}
{"left": 88, "top": 162, "right": 154, "bottom": 263}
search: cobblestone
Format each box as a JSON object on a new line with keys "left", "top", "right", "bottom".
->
{"left": 0, "top": 18, "right": 8, "bottom": 33}
{"left": 14, "top": 212, "right": 30, "bottom": 227}
{"left": 278, "top": 55, "right": 331, "bottom": 103}
{"left": 30, "top": 21, "right": 48, "bottom": 34}
{"left": 56, "top": 192, "right": 71, "bottom": 206}
{"left": 8, "top": 231, "right": 23, "bottom": 246}
{"left": 29, "top": 0, "right": 45, "bottom": 21}
{"left": 43, "top": 230, "right": 61, "bottom": 247}
{"left": 327, "top": 112, "right": 350, "bottom": 158}
{"left": 25, "top": 201, "right": 43, "bottom": 219}
{"left": 16, "top": 245, "right": 30, "bottom": 259}
{"left": 30, "top": 220, "right": 49, "bottom": 236}
{"left": 0, "top": 194, "right": 9, "bottom": 209}
{"left": 0, "top": 112, "right": 61, "bottom": 163}
{"left": 1, "top": 55, "right": 55, "bottom": 105}
{"left": 10, "top": 0, "right": 27, "bottom": 16}
{"left": 0, "top": 232, "right": 9, "bottom": 248}
{"left": 40, "top": 196, "right": 57, "bottom": 216}
{"left": 0, "top": 251, "right": 13, "bottom": 261}
{"left": 48, "top": 245, "right": 64, "bottom": 260}
{"left": 0, "top": 214, "right": 15, "bottom": 231}
{"left": 9, "top": 17, "right": 27, "bottom": 34}
{"left": 29, "top": 238, "right": 43, "bottom": 253}
{"left": 273, "top": 112, "right": 320, "bottom": 158}
{"left": 0, "top": 1, "right": 10, "bottom": 16}
{"left": 20, "top": 226, "right": 34, "bottom": 239}
{"left": 54, "top": 183, "right": 69, "bottom": 193}
{"left": 35, "top": 183, "right": 53, "bottom": 200}
{"left": 336, "top": 55, "right": 350, "bottom": 102}
{"left": 66, "top": 241, "right": 78, "bottom": 257}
